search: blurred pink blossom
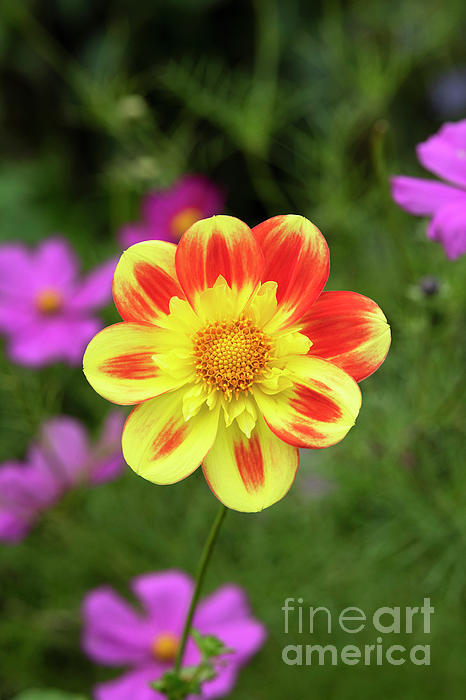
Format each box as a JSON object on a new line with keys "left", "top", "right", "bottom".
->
{"left": 118, "top": 175, "right": 224, "bottom": 248}
{"left": 82, "top": 570, "right": 266, "bottom": 700}
{"left": 0, "top": 412, "right": 125, "bottom": 542}
{"left": 0, "top": 237, "right": 116, "bottom": 366}
{"left": 390, "top": 119, "right": 466, "bottom": 259}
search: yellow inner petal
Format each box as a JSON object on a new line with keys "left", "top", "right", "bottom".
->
{"left": 151, "top": 279, "right": 312, "bottom": 436}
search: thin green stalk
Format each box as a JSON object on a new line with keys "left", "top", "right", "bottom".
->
{"left": 174, "top": 503, "right": 228, "bottom": 673}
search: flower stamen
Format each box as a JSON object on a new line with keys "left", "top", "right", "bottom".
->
{"left": 170, "top": 206, "right": 202, "bottom": 239}
{"left": 151, "top": 631, "right": 179, "bottom": 662}
{"left": 193, "top": 316, "right": 271, "bottom": 399}
{"left": 35, "top": 288, "right": 62, "bottom": 315}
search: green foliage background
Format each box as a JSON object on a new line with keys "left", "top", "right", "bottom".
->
{"left": 0, "top": 0, "right": 465, "bottom": 698}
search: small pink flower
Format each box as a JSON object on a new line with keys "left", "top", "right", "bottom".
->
{"left": 0, "top": 412, "right": 126, "bottom": 543}
{"left": 0, "top": 237, "right": 116, "bottom": 366}
{"left": 82, "top": 571, "right": 266, "bottom": 700}
{"left": 118, "top": 175, "right": 224, "bottom": 248}
{"left": 390, "top": 119, "right": 466, "bottom": 259}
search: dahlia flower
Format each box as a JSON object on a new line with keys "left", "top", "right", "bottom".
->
{"left": 118, "top": 175, "right": 224, "bottom": 248}
{"left": 0, "top": 238, "right": 116, "bottom": 366}
{"left": 82, "top": 571, "right": 266, "bottom": 700}
{"left": 83, "top": 214, "right": 390, "bottom": 512}
{"left": 391, "top": 119, "right": 466, "bottom": 259}
{"left": 0, "top": 412, "right": 125, "bottom": 542}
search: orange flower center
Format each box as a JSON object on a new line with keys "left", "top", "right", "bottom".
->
{"left": 193, "top": 317, "right": 271, "bottom": 398}
{"left": 170, "top": 207, "right": 202, "bottom": 240}
{"left": 35, "top": 288, "right": 63, "bottom": 315}
{"left": 151, "top": 631, "right": 179, "bottom": 662}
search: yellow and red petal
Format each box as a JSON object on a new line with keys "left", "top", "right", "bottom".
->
{"left": 122, "top": 389, "right": 220, "bottom": 484}
{"left": 175, "top": 215, "right": 264, "bottom": 312}
{"left": 252, "top": 215, "right": 329, "bottom": 327}
{"left": 254, "top": 355, "right": 361, "bottom": 449}
{"left": 113, "top": 241, "right": 184, "bottom": 324}
{"left": 302, "top": 291, "right": 391, "bottom": 382}
{"left": 83, "top": 322, "right": 185, "bottom": 405}
{"left": 202, "top": 417, "right": 299, "bottom": 512}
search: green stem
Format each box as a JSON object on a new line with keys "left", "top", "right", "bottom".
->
{"left": 174, "top": 503, "right": 228, "bottom": 673}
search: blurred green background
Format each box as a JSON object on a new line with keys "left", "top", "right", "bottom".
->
{"left": 0, "top": 0, "right": 465, "bottom": 698}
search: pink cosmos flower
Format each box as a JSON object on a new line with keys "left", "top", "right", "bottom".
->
{"left": 82, "top": 571, "right": 266, "bottom": 700}
{"left": 0, "top": 237, "right": 116, "bottom": 366}
{"left": 0, "top": 412, "right": 125, "bottom": 543}
{"left": 390, "top": 119, "right": 466, "bottom": 259}
{"left": 118, "top": 175, "right": 224, "bottom": 248}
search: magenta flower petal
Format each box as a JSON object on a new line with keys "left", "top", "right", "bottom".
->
{"left": 94, "top": 665, "right": 165, "bottom": 700}
{"left": 416, "top": 120, "right": 466, "bottom": 188}
{"left": 0, "top": 464, "right": 37, "bottom": 542}
{"left": 82, "top": 587, "right": 155, "bottom": 666}
{"left": 390, "top": 120, "right": 466, "bottom": 259}
{"left": 194, "top": 585, "right": 251, "bottom": 626}
{"left": 0, "top": 510, "right": 32, "bottom": 542}
{"left": 0, "top": 455, "right": 59, "bottom": 543}
{"left": 118, "top": 175, "right": 224, "bottom": 247}
{"left": 0, "top": 301, "right": 36, "bottom": 333}
{"left": 131, "top": 571, "right": 193, "bottom": 634}
{"left": 89, "top": 411, "right": 126, "bottom": 484}
{"left": 0, "top": 459, "right": 56, "bottom": 510}
{"left": 25, "top": 447, "right": 64, "bottom": 504}
{"left": 0, "top": 413, "right": 125, "bottom": 543}
{"left": 8, "top": 317, "right": 101, "bottom": 367}
{"left": 92, "top": 650, "right": 242, "bottom": 700}
{"left": 118, "top": 223, "right": 172, "bottom": 248}
{"left": 389, "top": 176, "right": 466, "bottom": 215}
{"left": 142, "top": 175, "right": 224, "bottom": 226}
{"left": 0, "top": 236, "right": 115, "bottom": 367}
{"left": 39, "top": 417, "right": 90, "bottom": 486}
{"left": 0, "top": 244, "right": 34, "bottom": 299}
{"left": 33, "top": 237, "right": 79, "bottom": 293}
{"left": 99, "top": 411, "right": 126, "bottom": 445}
{"left": 89, "top": 450, "right": 125, "bottom": 485}
{"left": 427, "top": 201, "right": 466, "bottom": 259}
{"left": 67, "top": 259, "right": 117, "bottom": 311}
{"left": 118, "top": 223, "right": 137, "bottom": 249}
{"left": 203, "top": 618, "right": 267, "bottom": 663}
{"left": 201, "top": 664, "right": 238, "bottom": 699}
{"left": 83, "top": 571, "right": 266, "bottom": 699}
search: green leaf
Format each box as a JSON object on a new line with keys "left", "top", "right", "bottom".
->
{"left": 14, "top": 691, "right": 88, "bottom": 700}
{"left": 191, "top": 629, "right": 232, "bottom": 659}
{"left": 152, "top": 669, "right": 198, "bottom": 699}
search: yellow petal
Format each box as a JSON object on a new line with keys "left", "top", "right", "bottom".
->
{"left": 175, "top": 215, "right": 264, "bottom": 313}
{"left": 83, "top": 322, "right": 188, "bottom": 405}
{"left": 113, "top": 240, "right": 184, "bottom": 324}
{"left": 255, "top": 355, "right": 361, "bottom": 448}
{"left": 123, "top": 389, "right": 220, "bottom": 484}
{"left": 202, "top": 416, "right": 299, "bottom": 512}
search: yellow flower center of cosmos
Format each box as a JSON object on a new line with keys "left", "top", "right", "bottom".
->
{"left": 35, "top": 288, "right": 63, "bottom": 315}
{"left": 193, "top": 316, "right": 271, "bottom": 399}
{"left": 151, "top": 631, "right": 179, "bottom": 662}
{"left": 170, "top": 207, "right": 202, "bottom": 240}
